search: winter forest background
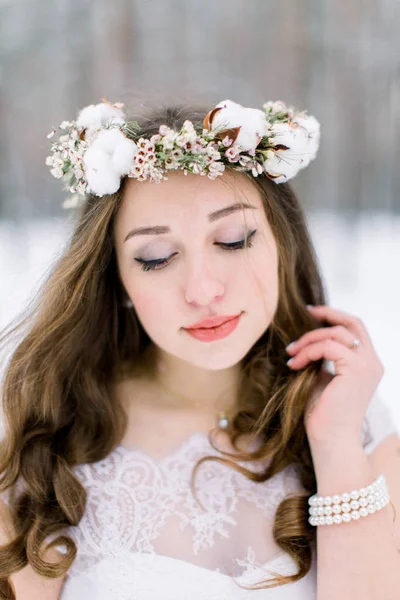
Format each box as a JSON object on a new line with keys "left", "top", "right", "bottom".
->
{"left": 0, "top": 0, "right": 399, "bottom": 428}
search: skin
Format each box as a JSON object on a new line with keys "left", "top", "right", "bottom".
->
{"left": 112, "top": 169, "right": 279, "bottom": 446}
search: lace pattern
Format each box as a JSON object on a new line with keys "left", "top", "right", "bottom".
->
{"left": 62, "top": 432, "right": 302, "bottom": 580}
{"left": 0, "top": 392, "right": 396, "bottom": 598}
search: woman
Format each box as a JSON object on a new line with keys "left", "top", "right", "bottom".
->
{"left": 0, "top": 99, "right": 398, "bottom": 599}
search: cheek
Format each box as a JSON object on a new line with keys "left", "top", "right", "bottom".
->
{"left": 238, "top": 245, "right": 279, "bottom": 311}
{"left": 127, "top": 281, "right": 175, "bottom": 329}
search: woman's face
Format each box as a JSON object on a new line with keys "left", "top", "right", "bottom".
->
{"left": 113, "top": 170, "right": 279, "bottom": 371}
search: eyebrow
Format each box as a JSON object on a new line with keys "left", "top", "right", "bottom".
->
{"left": 123, "top": 202, "right": 257, "bottom": 242}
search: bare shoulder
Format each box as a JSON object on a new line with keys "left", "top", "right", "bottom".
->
{"left": 0, "top": 496, "right": 67, "bottom": 600}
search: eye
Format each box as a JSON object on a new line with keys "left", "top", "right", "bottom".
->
{"left": 134, "top": 229, "right": 257, "bottom": 272}
{"left": 134, "top": 253, "right": 178, "bottom": 272}
{"left": 216, "top": 229, "right": 257, "bottom": 252}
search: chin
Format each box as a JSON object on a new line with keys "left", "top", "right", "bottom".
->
{"left": 175, "top": 342, "right": 255, "bottom": 371}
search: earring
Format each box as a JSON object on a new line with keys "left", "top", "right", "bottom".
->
{"left": 122, "top": 297, "right": 133, "bottom": 308}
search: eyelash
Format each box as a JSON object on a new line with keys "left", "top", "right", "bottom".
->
{"left": 134, "top": 229, "right": 257, "bottom": 272}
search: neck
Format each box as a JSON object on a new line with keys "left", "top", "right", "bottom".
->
{"left": 138, "top": 344, "right": 241, "bottom": 419}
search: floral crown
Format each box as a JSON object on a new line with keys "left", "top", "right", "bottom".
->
{"left": 46, "top": 98, "right": 320, "bottom": 209}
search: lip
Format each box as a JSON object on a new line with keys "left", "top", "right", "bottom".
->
{"left": 185, "top": 312, "right": 242, "bottom": 330}
{"left": 184, "top": 312, "right": 242, "bottom": 342}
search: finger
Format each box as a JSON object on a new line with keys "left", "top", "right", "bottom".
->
{"left": 287, "top": 338, "right": 361, "bottom": 370}
{"left": 286, "top": 325, "right": 360, "bottom": 355}
{"left": 306, "top": 305, "right": 370, "bottom": 345}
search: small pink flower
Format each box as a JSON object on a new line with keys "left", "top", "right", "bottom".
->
{"left": 222, "top": 135, "right": 233, "bottom": 147}
{"left": 151, "top": 134, "right": 161, "bottom": 144}
{"left": 225, "top": 146, "right": 240, "bottom": 162}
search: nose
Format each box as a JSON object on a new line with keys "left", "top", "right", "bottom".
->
{"left": 184, "top": 258, "right": 225, "bottom": 306}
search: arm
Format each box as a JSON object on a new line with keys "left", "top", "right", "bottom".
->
{"left": 0, "top": 498, "right": 66, "bottom": 600}
{"left": 310, "top": 438, "right": 400, "bottom": 600}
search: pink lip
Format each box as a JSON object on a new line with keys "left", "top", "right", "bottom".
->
{"left": 184, "top": 313, "right": 242, "bottom": 342}
{"left": 185, "top": 312, "right": 242, "bottom": 330}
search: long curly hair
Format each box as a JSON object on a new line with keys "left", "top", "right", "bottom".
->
{"left": 0, "top": 103, "right": 329, "bottom": 597}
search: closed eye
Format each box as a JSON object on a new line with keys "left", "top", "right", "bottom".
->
{"left": 134, "top": 229, "right": 257, "bottom": 272}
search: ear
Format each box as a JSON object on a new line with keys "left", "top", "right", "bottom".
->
{"left": 122, "top": 296, "right": 133, "bottom": 308}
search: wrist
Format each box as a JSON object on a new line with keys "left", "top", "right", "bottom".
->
{"left": 309, "top": 442, "right": 373, "bottom": 496}
{"left": 308, "top": 437, "right": 364, "bottom": 462}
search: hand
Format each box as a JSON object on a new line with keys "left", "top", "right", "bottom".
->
{"left": 285, "top": 305, "right": 384, "bottom": 448}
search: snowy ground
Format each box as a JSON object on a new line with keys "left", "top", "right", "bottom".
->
{"left": 0, "top": 212, "right": 399, "bottom": 431}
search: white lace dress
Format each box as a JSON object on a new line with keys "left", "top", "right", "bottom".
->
{"left": 3, "top": 393, "right": 399, "bottom": 599}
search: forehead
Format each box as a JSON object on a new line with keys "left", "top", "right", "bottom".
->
{"left": 114, "top": 170, "right": 264, "bottom": 234}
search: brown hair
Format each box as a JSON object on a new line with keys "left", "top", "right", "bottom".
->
{"left": 0, "top": 103, "right": 328, "bottom": 597}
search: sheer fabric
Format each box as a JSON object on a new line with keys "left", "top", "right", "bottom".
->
{"left": 1, "top": 392, "right": 398, "bottom": 598}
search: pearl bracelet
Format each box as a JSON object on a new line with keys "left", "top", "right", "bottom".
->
{"left": 308, "top": 473, "right": 390, "bottom": 526}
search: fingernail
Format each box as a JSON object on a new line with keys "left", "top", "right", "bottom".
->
{"left": 285, "top": 342, "right": 296, "bottom": 352}
{"left": 286, "top": 358, "right": 294, "bottom": 366}
{"left": 306, "top": 305, "right": 313, "bottom": 310}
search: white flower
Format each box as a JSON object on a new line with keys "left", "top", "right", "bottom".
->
{"left": 74, "top": 166, "right": 84, "bottom": 179}
{"left": 161, "top": 130, "right": 177, "bottom": 150}
{"left": 75, "top": 180, "right": 88, "bottom": 195}
{"left": 76, "top": 102, "right": 126, "bottom": 131}
{"left": 263, "top": 101, "right": 288, "bottom": 114}
{"left": 69, "top": 151, "right": 81, "bottom": 166}
{"left": 238, "top": 155, "right": 254, "bottom": 168}
{"left": 251, "top": 163, "right": 264, "bottom": 176}
{"left": 159, "top": 125, "right": 170, "bottom": 136}
{"left": 50, "top": 166, "right": 64, "bottom": 179}
{"left": 207, "top": 161, "right": 225, "bottom": 177}
{"left": 150, "top": 133, "right": 161, "bottom": 144}
{"left": 52, "top": 154, "right": 64, "bottom": 168}
{"left": 181, "top": 120, "right": 198, "bottom": 142}
{"left": 204, "top": 99, "right": 271, "bottom": 151}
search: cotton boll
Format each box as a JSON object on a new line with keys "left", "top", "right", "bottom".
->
{"left": 269, "top": 122, "right": 298, "bottom": 149}
{"left": 98, "top": 103, "right": 126, "bottom": 127}
{"left": 111, "top": 137, "right": 138, "bottom": 175}
{"left": 294, "top": 115, "right": 321, "bottom": 160}
{"left": 91, "top": 129, "right": 125, "bottom": 152}
{"left": 263, "top": 152, "right": 299, "bottom": 180}
{"left": 89, "top": 129, "right": 137, "bottom": 175}
{"left": 263, "top": 122, "right": 311, "bottom": 181}
{"left": 77, "top": 102, "right": 126, "bottom": 130}
{"left": 263, "top": 124, "right": 318, "bottom": 182}
{"left": 86, "top": 165, "right": 121, "bottom": 196}
{"left": 208, "top": 99, "right": 270, "bottom": 152}
{"left": 83, "top": 147, "right": 121, "bottom": 196}
{"left": 295, "top": 115, "right": 320, "bottom": 138}
{"left": 236, "top": 109, "right": 270, "bottom": 150}
{"left": 83, "top": 146, "right": 106, "bottom": 169}
{"left": 77, "top": 105, "right": 104, "bottom": 130}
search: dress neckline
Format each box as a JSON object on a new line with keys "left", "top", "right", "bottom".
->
{"left": 115, "top": 430, "right": 211, "bottom": 464}
{"left": 114, "top": 429, "right": 263, "bottom": 466}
